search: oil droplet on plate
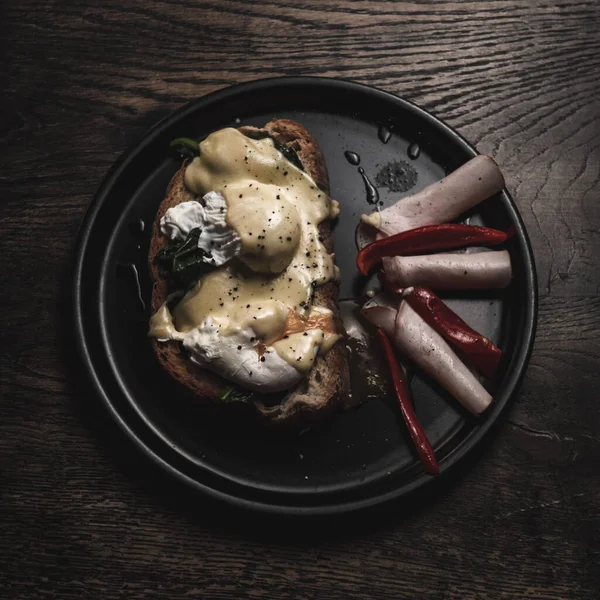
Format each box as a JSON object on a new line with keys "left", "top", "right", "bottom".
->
{"left": 408, "top": 142, "right": 421, "bottom": 160}
{"left": 128, "top": 218, "right": 146, "bottom": 238}
{"left": 344, "top": 151, "right": 361, "bottom": 165}
{"left": 377, "top": 124, "right": 392, "bottom": 144}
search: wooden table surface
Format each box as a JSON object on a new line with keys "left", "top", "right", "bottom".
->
{"left": 2, "top": 1, "right": 599, "bottom": 598}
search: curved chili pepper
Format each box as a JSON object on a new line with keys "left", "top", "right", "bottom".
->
{"left": 376, "top": 327, "right": 439, "bottom": 476}
{"left": 380, "top": 276, "right": 501, "bottom": 378}
{"left": 357, "top": 224, "right": 509, "bottom": 275}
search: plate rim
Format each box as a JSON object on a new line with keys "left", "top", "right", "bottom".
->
{"left": 73, "top": 75, "right": 538, "bottom": 516}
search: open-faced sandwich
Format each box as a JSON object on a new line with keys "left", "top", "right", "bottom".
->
{"left": 148, "top": 120, "right": 349, "bottom": 427}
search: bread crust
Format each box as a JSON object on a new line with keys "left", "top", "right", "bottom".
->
{"left": 148, "top": 119, "right": 349, "bottom": 427}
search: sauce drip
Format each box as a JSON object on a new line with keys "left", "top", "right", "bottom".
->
{"left": 358, "top": 167, "right": 380, "bottom": 205}
{"left": 117, "top": 263, "right": 146, "bottom": 313}
{"left": 339, "top": 300, "right": 393, "bottom": 408}
{"left": 130, "top": 264, "right": 146, "bottom": 312}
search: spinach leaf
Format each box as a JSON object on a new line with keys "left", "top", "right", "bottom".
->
{"left": 219, "top": 386, "right": 257, "bottom": 404}
{"left": 241, "top": 130, "right": 304, "bottom": 172}
{"left": 219, "top": 384, "right": 288, "bottom": 407}
{"left": 156, "top": 228, "right": 214, "bottom": 290}
{"left": 275, "top": 142, "right": 304, "bottom": 171}
{"left": 170, "top": 137, "right": 200, "bottom": 159}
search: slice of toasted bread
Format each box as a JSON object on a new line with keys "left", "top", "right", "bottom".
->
{"left": 148, "top": 119, "right": 349, "bottom": 427}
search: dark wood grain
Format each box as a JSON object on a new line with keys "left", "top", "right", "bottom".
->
{"left": 1, "top": 1, "right": 599, "bottom": 599}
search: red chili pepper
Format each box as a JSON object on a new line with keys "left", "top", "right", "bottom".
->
{"left": 376, "top": 327, "right": 439, "bottom": 476}
{"left": 357, "top": 224, "right": 509, "bottom": 275}
{"left": 381, "top": 277, "right": 502, "bottom": 378}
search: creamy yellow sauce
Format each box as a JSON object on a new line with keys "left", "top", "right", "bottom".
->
{"left": 361, "top": 211, "right": 382, "bottom": 228}
{"left": 270, "top": 329, "right": 342, "bottom": 372}
{"left": 272, "top": 330, "right": 325, "bottom": 372}
{"left": 149, "top": 304, "right": 184, "bottom": 341}
{"left": 151, "top": 127, "right": 341, "bottom": 370}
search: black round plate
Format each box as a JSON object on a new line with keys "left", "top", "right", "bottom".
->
{"left": 73, "top": 77, "right": 537, "bottom": 515}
